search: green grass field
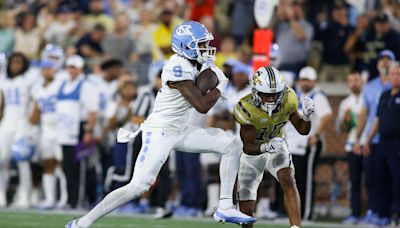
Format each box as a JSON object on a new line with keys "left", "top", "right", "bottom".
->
{"left": 0, "top": 210, "right": 356, "bottom": 228}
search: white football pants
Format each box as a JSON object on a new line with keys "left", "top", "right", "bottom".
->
{"left": 79, "top": 126, "right": 242, "bottom": 226}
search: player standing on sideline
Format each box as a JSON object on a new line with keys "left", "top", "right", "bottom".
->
{"left": 234, "top": 66, "right": 315, "bottom": 228}
{"left": 0, "top": 53, "right": 32, "bottom": 208}
{"left": 29, "top": 59, "right": 63, "bottom": 209}
{"left": 66, "top": 21, "right": 256, "bottom": 228}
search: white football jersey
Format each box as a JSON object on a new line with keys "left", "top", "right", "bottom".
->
{"left": 0, "top": 75, "right": 32, "bottom": 131}
{"left": 142, "top": 54, "right": 199, "bottom": 132}
{"left": 32, "top": 79, "right": 62, "bottom": 136}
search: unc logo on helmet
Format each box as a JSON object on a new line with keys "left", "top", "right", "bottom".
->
{"left": 41, "top": 44, "right": 65, "bottom": 70}
{"left": 175, "top": 24, "right": 193, "bottom": 36}
{"left": 251, "top": 66, "right": 286, "bottom": 116}
{"left": 171, "top": 21, "right": 216, "bottom": 64}
{"left": 12, "top": 137, "right": 36, "bottom": 161}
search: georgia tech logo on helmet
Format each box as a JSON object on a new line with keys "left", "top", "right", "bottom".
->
{"left": 252, "top": 72, "right": 262, "bottom": 86}
{"left": 176, "top": 25, "right": 193, "bottom": 36}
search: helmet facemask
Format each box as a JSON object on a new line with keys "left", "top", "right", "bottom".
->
{"left": 252, "top": 87, "right": 286, "bottom": 116}
{"left": 187, "top": 33, "right": 216, "bottom": 64}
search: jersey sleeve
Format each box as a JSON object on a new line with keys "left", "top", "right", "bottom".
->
{"left": 233, "top": 100, "right": 252, "bottom": 126}
{"left": 162, "top": 55, "right": 197, "bottom": 83}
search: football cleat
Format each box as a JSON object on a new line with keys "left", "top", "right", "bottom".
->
{"left": 65, "top": 219, "right": 87, "bottom": 228}
{"left": 213, "top": 207, "right": 257, "bottom": 225}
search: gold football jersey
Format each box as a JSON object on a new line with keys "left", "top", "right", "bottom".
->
{"left": 233, "top": 87, "right": 299, "bottom": 143}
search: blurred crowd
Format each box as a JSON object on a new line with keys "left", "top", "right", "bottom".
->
{"left": 0, "top": 0, "right": 400, "bottom": 226}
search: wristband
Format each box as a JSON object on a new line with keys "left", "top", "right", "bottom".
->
{"left": 302, "top": 113, "right": 311, "bottom": 122}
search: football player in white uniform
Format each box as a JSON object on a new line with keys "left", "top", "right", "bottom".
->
{"left": 0, "top": 52, "right": 33, "bottom": 208}
{"left": 29, "top": 59, "right": 64, "bottom": 209}
{"left": 66, "top": 21, "right": 256, "bottom": 228}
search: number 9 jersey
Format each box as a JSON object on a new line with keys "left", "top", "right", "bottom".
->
{"left": 233, "top": 87, "right": 298, "bottom": 143}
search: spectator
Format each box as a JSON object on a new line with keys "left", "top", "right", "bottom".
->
{"left": 187, "top": 0, "right": 214, "bottom": 22}
{"left": 318, "top": 5, "right": 354, "bottom": 82}
{"left": 75, "top": 24, "right": 106, "bottom": 68}
{"left": 230, "top": 0, "right": 255, "bottom": 45}
{"left": 152, "top": 0, "right": 183, "bottom": 60}
{"left": 0, "top": 10, "right": 16, "bottom": 54}
{"left": 274, "top": 0, "right": 314, "bottom": 74}
{"left": 337, "top": 71, "right": 364, "bottom": 224}
{"left": 200, "top": 16, "right": 221, "bottom": 50}
{"left": 83, "top": 0, "right": 114, "bottom": 32}
{"left": 43, "top": 5, "right": 77, "bottom": 48}
{"left": 14, "top": 13, "right": 42, "bottom": 60}
{"left": 225, "top": 62, "right": 252, "bottom": 113}
{"left": 55, "top": 55, "right": 99, "bottom": 208}
{"left": 382, "top": 0, "right": 400, "bottom": 33}
{"left": 362, "top": 14, "right": 400, "bottom": 80}
{"left": 102, "top": 13, "right": 136, "bottom": 70}
{"left": 215, "top": 37, "right": 236, "bottom": 69}
{"left": 285, "top": 66, "right": 333, "bottom": 220}
{"left": 365, "top": 62, "right": 400, "bottom": 227}
{"left": 131, "top": 8, "right": 157, "bottom": 86}
{"left": 344, "top": 14, "right": 370, "bottom": 72}
{"left": 352, "top": 49, "right": 394, "bottom": 225}
{"left": 126, "top": 0, "right": 146, "bottom": 25}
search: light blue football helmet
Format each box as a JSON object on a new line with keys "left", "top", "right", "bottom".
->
{"left": 171, "top": 21, "right": 216, "bottom": 64}
{"left": 12, "top": 137, "right": 36, "bottom": 162}
{"left": 41, "top": 44, "right": 65, "bottom": 70}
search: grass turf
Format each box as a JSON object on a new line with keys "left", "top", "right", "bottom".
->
{"left": 0, "top": 210, "right": 354, "bottom": 228}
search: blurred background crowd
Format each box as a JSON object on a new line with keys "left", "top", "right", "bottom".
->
{"left": 0, "top": 0, "right": 400, "bottom": 227}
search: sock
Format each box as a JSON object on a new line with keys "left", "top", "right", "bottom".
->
{"left": 218, "top": 139, "right": 241, "bottom": 209}
{"left": 206, "top": 183, "right": 219, "bottom": 211}
{"left": 78, "top": 182, "right": 146, "bottom": 227}
{"left": 219, "top": 198, "right": 233, "bottom": 209}
{"left": 17, "top": 161, "right": 32, "bottom": 203}
{"left": 30, "top": 187, "right": 40, "bottom": 207}
{"left": 42, "top": 174, "right": 56, "bottom": 205}
{"left": 0, "top": 166, "right": 9, "bottom": 206}
{"left": 55, "top": 166, "right": 68, "bottom": 206}
{"left": 139, "top": 198, "right": 149, "bottom": 205}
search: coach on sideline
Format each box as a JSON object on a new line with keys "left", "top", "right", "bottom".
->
{"left": 365, "top": 63, "right": 400, "bottom": 225}
{"left": 56, "top": 55, "right": 99, "bottom": 208}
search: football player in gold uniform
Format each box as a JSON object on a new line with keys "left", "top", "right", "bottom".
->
{"left": 234, "top": 66, "right": 315, "bottom": 228}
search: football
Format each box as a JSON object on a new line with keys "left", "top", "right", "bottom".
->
{"left": 195, "top": 68, "right": 219, "bottom": 95}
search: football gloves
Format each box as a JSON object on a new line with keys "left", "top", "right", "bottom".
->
{"left": 302, "top": 97, "right": 315, "bottom": 121}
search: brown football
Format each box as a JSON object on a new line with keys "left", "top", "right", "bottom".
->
{"left": 195, "top": 68, "right": 219, "bottom": 95}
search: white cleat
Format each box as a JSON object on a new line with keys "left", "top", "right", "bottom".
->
{"left": 65, "top": 219, "right": 88, "bottom": 228}
{"left": 213, "top": 207, "right": 257, "bottom": 225}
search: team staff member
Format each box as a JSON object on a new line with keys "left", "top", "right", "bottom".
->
{"left": 336, "top": 71, "right": 364, "bottom": 224}
{"left": 285, "top": 66, "right": 333, "bottom": 220}
{"left": 353, "top": 49, "right": 394, "bottom": 225}
{"left": 365, "top": 63, "right": 400, "bottom": 226}
{"left": 56, "top": 55, "right": 99, "bottom": 208}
